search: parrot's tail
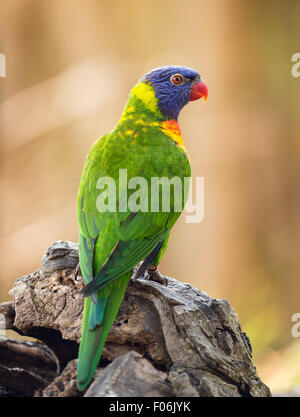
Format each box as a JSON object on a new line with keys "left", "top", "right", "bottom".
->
{"left": 76, "top": 273, "right": 131, "bottom": 391}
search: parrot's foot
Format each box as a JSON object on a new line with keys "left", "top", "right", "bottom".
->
{"left": 131, "top": 267, "right": 139, "bottom": 282}
{"left": 144, "top": 266, "right": 168, "bottom": 286}
{"left": 74, "top": 263, "right": 82, "bottom": 281}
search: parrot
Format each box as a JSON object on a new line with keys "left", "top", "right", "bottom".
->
{"left": 76, "top": 65, "right": 208, "bottom": 391}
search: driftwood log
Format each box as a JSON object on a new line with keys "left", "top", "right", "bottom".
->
{"left": 0, "top": 241, "right": 271, "bottom": 397}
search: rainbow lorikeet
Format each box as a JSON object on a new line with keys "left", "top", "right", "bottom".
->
{"left": 76, "top": 66, "right": 208, "bottom": 390}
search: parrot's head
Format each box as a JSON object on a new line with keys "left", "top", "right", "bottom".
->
{"left": 142, "top": 66, "right": 208, "bottom": 120}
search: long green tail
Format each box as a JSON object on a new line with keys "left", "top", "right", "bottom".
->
{"left": 76, "top": 272, "right": 131, "bottom": 391}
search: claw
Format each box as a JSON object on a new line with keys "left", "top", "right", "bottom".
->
{"left": 75, "top": 263, "right": 82, "bottom": 280}
{"left": 131, "top": 266, "right": 140, "bottom": 282}
{"left": 145, "top": 266, "right": 168, "bottom": 286}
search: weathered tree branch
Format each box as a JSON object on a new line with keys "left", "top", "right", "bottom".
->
{"left": 0, "top": 241, "right": 271, "bottom": 397}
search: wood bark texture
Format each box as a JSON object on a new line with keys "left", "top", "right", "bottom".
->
{"left": 0, "top": 241, "right": 271, "bottom": 397}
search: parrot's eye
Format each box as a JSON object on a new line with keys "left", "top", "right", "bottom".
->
{"left": 170, "top": 74, "right": 183, "bottom": 85}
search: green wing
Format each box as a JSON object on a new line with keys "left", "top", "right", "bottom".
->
{"left": 77, "top": 128, "right": 187, "bottom": 293}
{"left": 77, "top": 124, "right": 190, "bottom": 391}
{"left": 82, "top": 227, "right": 170, "bottom": 296}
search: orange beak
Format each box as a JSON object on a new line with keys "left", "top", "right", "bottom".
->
{"left": 190, "top": 80, "right": 208, "bottom": 102}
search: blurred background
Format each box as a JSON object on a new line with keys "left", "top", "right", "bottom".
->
{"left": 1, "top": 0, "right": 300, "bottom": 395}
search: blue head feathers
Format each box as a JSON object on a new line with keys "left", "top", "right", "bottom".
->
{"left": 142, "top": 66, "right": 201, "bottom": 120}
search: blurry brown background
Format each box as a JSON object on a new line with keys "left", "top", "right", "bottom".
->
{"left": 1, "top": 0, "right": 300, "bottom": 394}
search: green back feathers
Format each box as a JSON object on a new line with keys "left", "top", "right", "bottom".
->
{"left": 76, "top": 79, "right": 191, "bottom": 391}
